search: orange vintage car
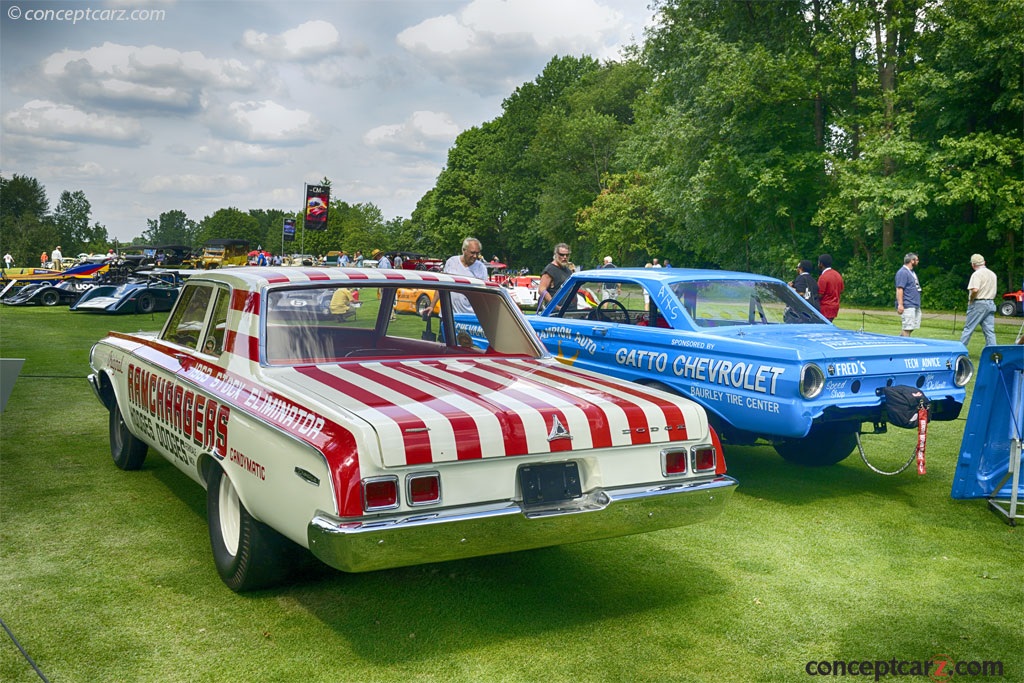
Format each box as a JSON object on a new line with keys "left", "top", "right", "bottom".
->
{"left": 395, "top": 287, "right": 440, "bottom": 316}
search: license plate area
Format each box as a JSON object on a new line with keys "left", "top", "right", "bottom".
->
{"left": 518, "top": 461, "right": 582, "bottom": 506}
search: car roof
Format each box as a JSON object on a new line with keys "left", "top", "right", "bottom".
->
{"left": 575, "top": 267, "right": 784, "bottom": 284}
{"left": 184, "top": 266, "right": 499, "bottom": 290}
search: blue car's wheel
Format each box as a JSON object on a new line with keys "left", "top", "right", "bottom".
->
{"left": 40, "top": 290, "right": 60, "bottom": 306}
{"left": 774, "top": 423, "right": 858, "bottom": 466}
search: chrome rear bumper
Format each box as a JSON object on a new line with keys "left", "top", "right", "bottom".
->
{"left": 308, "top": 475, "right": 737, "bottom": 573}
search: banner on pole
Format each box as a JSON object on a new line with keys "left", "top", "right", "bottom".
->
{"left": 304, "top": 184, "right": 329, "bottom": 230}
{"left": 283, "top": 218, "right": 296, "bottom": 242}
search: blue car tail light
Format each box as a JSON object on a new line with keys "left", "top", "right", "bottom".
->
{"left": 799, "top": 363, "right": 825, "bottom": 399}
{"left": 953, "top": 355, "right": 973, "bottom": 387}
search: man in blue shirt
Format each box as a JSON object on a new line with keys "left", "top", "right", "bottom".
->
{"left": 895, "top": 253, "right": 922, "bottom": 337}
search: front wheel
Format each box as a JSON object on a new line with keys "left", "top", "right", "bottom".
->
{"left": 206, "top": 465, "right": 291, "bottom": 592}
{"left": 109, "top": 402, "right": 147, "bottom": 470}
{"left": 41, "top": 290, "right": 60, "bottom": 306}
{"left": 773, "top": 423, "right": 858, "bottom": 466}
{"left": 999, "top": 300, "right": 1018, "bottom": 317}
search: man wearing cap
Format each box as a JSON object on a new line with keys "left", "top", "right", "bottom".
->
{"left": 960, "top": 254, "right": 998, "bottom": 348}
{"left": 790, "top": 260, "right": 820, "bottom": 311}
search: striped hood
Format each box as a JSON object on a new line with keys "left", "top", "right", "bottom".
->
{"left": 264, "top": 357, "right": 705, "bottom": 468}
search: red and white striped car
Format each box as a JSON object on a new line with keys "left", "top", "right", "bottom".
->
{"left": 88, "top": 267, "right": 736, "bottom": 591}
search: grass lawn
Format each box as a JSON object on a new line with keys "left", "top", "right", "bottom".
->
{"left": 1, "top": 303, "right": 1021, "bottom": 682}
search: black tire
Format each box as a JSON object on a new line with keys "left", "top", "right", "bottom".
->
{"left": 773, "top": 423, "right": 858, "bottom": 466}
{"left": 109, "top": 402, "right": 148, "bottom": 470}
{"left": 137, "top": 292, "right": 156, "bottom": 314}
{"left": 416, "top": 294, "right": 432, "bottom": 316}
{"left": 40, "top": 290, "right": 60, "bottom": 306}
{"left": 207, "top": 464, "right": 291, "bottom": 592}
{"left": 999, "top": 300, "right": 1018, "bottom": 317}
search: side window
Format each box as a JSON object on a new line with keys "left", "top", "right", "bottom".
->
{"left": 201, "top": 287, "right": 230, "bottom": 356}
{"left": 162, "top": 284, "right": 213, "bottom": 349}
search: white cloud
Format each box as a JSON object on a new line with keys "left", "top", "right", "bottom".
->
{"left": 208, "top": 100, "right": 321, "bottom": 144}
{"left": 364, "top": 110, "right": 461, "bottom": 154}
{"left": 394, "top": 0, "right": 633, "bottom": 94}
{"left": 185, "top": 140, "right": 290, "bottom": 165}
{"left": 140, "top": 174, "right": 253, "bottom": 195}
{"left": 3, "top": 99, "right": 149, "bottom": 145}
{"left": 398, "top": 0, "right": 628, "bottom": 64}
{"left": 241, "top": 20, "right": 345, "bottom": 60}
{"left": 37, "top": 42, "right": 260, "bottom": 112}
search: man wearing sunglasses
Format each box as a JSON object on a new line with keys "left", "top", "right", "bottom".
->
{"left": 538, "top": 243, "right": 573, "bottom": 308}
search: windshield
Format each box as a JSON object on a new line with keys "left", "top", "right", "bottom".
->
{"left": 263, "top": 283, "right": 542, "bottom": 365}
{"left": 672, "top": 279, "right": 827, "bottom": 327}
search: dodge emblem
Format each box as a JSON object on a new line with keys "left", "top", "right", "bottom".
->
{"left": 547, "top": 416, "right": 573, "bottom": 442}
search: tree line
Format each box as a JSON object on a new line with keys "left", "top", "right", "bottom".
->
{"left": 3, "top": 0, "right": 1021, "bottom": 310}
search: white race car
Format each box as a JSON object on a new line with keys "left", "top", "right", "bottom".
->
{"left": 88, "top": 267, "right": 736, "bottom": 591}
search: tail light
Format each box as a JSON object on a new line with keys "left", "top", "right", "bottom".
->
{"left": 362, "top": 476, "right": 399, "bottom": 511}
{"left": 407, "top": 471, "right": 441, "bottom": 506}
{"left": 662, "top": 449, "right": 688, "bottom": 476}
{"left": 953, "top": 355, "right": 973, "bottom": 387}
{"left": 800, "top": 363, "right": 825, "bottom": 398}
{"left": 691, "top": 445, "right": 717, "bottom": 473}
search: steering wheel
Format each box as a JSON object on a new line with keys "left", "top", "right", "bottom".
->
{"left": 590, "top": 298, "right": 631, "bottom": 324}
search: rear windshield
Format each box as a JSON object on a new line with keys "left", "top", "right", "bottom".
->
{"left": 263, "top": 283, "right": 542, "bottom": 365}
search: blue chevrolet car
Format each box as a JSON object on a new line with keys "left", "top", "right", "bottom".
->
{"left": 518, "top": 268, "right": 973, "bottom": 466}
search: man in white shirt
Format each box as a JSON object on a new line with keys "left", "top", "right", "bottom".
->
{"left": 960, "top": 253, "right": 998, "bottom": 348}
{"left": 51, "top": 246, "right": 63, "bottom": 268}
{"left": 426, "top": 237, "right": 488, "bottom": 316}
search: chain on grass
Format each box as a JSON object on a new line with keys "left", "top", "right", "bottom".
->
{"left": 0, "top": 615, "right": 51, "bottom": 682}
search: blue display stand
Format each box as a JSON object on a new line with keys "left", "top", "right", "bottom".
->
{"left": 950, "top": 345, "right": 1024, "bottom": 524}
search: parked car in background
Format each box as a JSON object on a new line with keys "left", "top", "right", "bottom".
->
{"left": 0, "top": 261, "right": 111, "bottom": 299}
{"left": 1, "top": 279, "right": 95, "bottom": 307}
{"left": 999, "top": 289, "right": 1023, "bottom": 317}
{"left": 395, "top": 286, "right": 440, "bottom": 316}
{"left": 502, "top": 275, "right": 542, "bottom": 309}
{"left": 521, "top": 268, "right": 973, "bottom": 466}
{"left": 184, "top": 239, "right": 249, "bottom": 269}
{"left": 87, "top": 267, "right": 736, "bottom": 591}
{"left": 71, "top": 270, "right": 189, "bottom": 314}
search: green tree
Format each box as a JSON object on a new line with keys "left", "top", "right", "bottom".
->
{"left": 0, "top": 174, "right": 55, "bottom": 266}
{"left": 196, "top": 208, "right": 262, "bottom": 248}
{"left": 143, "top": 210, "right": 197, "bottom": 247}
{"left": 52, "top": 190, "right": 92, "bottom": 255}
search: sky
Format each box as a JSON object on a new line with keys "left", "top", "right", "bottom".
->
{"left": 0, "top": 0, "right": 656, "bottom": 242}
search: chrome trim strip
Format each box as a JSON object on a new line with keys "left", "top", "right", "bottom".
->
{"left": 308, "top": 475, "right": 737, "bottom": 573}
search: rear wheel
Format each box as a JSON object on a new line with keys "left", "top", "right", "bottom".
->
{"left": 137, "top": 292, "right": 156, "bottom": 314}
{"left": 774, "top": 423, "right": 858, "bottom": 466}
{"left": 40, "top": 290, "right": 59, "bottom": 306}
{"left": 109, "top": 402, "right": 147, "bottom": 470}
{"left": 999, "top": 300, "right": 1018, "bottom": 317}
{"left": 416, "top": 294, "right": 432, "bottom": 316}
{"left": 207, "top": 465, "right": 291, "bottom": 592}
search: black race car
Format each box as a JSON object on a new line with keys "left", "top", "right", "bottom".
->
{"left": 1, "top": 279, "right": 95, "bottom": 307}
